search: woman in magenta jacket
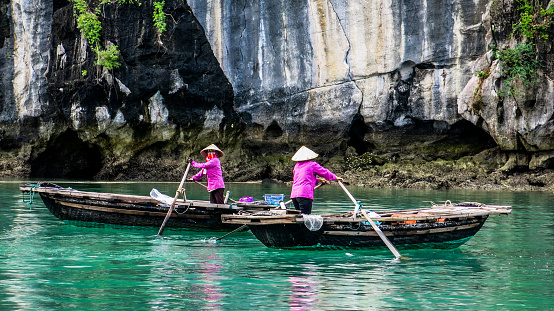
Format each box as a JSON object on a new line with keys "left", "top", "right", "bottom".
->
{"left": 290, "top": 146, "right": 343, "bottom": 214}
{"left": 188, "top": 144, "right": 225, "bottom": 204}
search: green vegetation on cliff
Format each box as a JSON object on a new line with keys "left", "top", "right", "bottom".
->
{"left": 69, "top": 0, "right": 167, "bottom": 70}
{"left": 491, "top": 0, "right": 553, "bottom": 97}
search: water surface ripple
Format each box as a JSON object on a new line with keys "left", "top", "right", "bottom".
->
{"left": 0, "top": 181, "right": 552, "bottom": 310}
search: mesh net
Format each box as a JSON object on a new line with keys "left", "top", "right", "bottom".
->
{"left": 303, "top": 214, "right": 323, "bottom": 231}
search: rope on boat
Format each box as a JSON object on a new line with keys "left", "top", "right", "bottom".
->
{"left": 361, "top": 209, "right": 382, "bottom": 226}
{"left": 430, "top": 201, "right": 486, "bottom": 208}
{"left": 174, "top": 205, "right": 190, "bottom": 214}
{"left": 22, "top": 183, "right": 39, "bottom": 209}
{"left": 173, "top": 199, "right": 191, "bottom": 214}
{"left": 430, "top": 200, "right": 453, "bottom": 208}
{"left": 457, "top": 202, "right": 486, "bottom": 207}
{"left": 303, "top": 214, "right": 323, "bottom": 231}
{"left": 350, "top": 221, "right": 362, "bottom": 230}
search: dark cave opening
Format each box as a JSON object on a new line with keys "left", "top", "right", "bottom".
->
{"left": 346, "top": 114, "right": 498, "bottom": 160}
{"left": 259, "top": 165, "right": 272, "bottom": 180}
{"left": 347, "top": 113, "right": 374, "bottom": 154}
{"left": 264, "top": 120, "right": 284, "bottom": 139}
{"left": 442, "top": 119, "right": 497, "bottom": 149}
{"left": 30, "top": 130, "right": 103, "bottom": 179}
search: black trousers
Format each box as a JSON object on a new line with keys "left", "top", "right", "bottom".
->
{"left": 209, "top": 188, "right": 225, "bottom": 204}
{"left": 292, "top": 197, "right": 313, "bottom": 214}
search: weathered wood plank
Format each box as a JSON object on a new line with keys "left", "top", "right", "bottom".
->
{"left": 318, "top": 223, "right": 481, "bottom": 236}
{"left": 57, "top": 201, "right": 211, "bottom": 219}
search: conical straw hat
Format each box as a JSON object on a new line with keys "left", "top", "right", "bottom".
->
{"left": 291, "top": 146, "right": 318, "bottom": 161}
{"left": 200, "top": 144, "right": 224, "bottom": 157}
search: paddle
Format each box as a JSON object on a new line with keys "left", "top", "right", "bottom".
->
{"left": 194, "top": 180, "right": 207, "bottom": 189}
{"left": 157, "top": 162, "right": 191, "bottom": 236}
{"left": 282, "top": 180, "right": 328, "bottom": 205}
{"left": 224, "top": 190, "right": 230, "bottom": 204}
{"left": 212, "top": 224, "right": 248, "bottom": 242}
{"left": 337, "top": 180, "right": 402, "bottom": 259}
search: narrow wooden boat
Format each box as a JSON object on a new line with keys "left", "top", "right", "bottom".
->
{"left": 20, "top": 182, "right": 272, "bottom": 231}
{"left": 221, "top": 202, "right": 512, "bottom": 249}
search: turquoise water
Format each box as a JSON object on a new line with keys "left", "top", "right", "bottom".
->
{"left": 1, "top": 180, "right": 552, "bottom": 310}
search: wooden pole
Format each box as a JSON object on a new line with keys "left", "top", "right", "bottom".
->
{"left": 214, "top": 224, "right": 248, "bottom": 241}
{"left": 283, "top": 181, "right": 326, "bottom": 205}
{"left": 224, "top": 191, "right": 230, "bottom": 204}
{"left": 157, "top": 162, "right": 191, "bottom": 236}
{"left": 194, "top": 180, "right": 207, "bottom": 188}
{"left": 338, "top": 180, "right": 402, "bottom": 259}
{"left": 360, "top": 209, "right": 402, "bottom": 259}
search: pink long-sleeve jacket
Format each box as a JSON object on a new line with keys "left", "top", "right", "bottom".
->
{"left": 191, "top": 157, "right": 225, "bottom": 191}
{"left": 290, "top": 161, "right": 337, "bottom": 200}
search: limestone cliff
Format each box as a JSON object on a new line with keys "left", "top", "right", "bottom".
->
{"left": 0, "top": 0, "right": 552, "bottom": 183}
{"left": 458, "top": 0, "right": 554, "bottom": 170}
{"left": 189, "top": 0, "right": 488, "bottom": 141}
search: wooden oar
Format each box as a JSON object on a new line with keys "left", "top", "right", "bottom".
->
{"left": 283, "top": 181, "right": 327, "bottom": 205}
{"left": 337, "top": 180, "right": 402, "bottom": 259}
{"left": 194, "top": 180, "right": 207, "bottom": 188}
{"left": 157, "top": 162, "right": 191, "bottom": 236}
{"left": 360, "top": 209, "right": 403, "bottom": 259}
{"left": 224, "top": 191, "right": 230, "bottom": 204}
{"left": 212, "top": 224, "right": 248, "bottom": 241}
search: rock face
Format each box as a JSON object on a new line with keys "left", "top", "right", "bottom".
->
{"left": 189, "top": 0, "right": 491, "bottom": 145}
{"left": 1, "top": 0, "right": 238, "bottom": 180}
{"left": 0, "top": 0, "right": 552, "bottom": 181}
{"left": 458, "top": 0, "right": 554, "bottom": 170}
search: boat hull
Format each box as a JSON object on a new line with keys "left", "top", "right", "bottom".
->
{"left": 222, "top": 202, "right": 511, "bottom": 249}
{"left": 248, "top": 217, "right": 487, "bottom": 249}
{"left": 38, "top": 194, "right": 240, "bottom": 230}
{"left": 21, "top": 183, "right": 270, "bottom": 231}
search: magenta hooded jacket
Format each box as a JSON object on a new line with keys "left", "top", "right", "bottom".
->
{"left": 191, "top": 157, "right": 225, "bottom": 191}
{"left": 290, "top": 161, "right": 337, "bottom": 200}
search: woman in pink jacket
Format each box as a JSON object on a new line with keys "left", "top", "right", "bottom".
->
{"left": 290, "top": 146, "right": 343, "bottom": 214}
{"left": 188, "top": 144, "right": 226, "bottom": 204}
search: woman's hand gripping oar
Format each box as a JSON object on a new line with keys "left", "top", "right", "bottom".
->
{"left": 337, "top": 180, "right": 403, "bottom": 259}
{"left": 157, "top": 162, "right": 191, "bottom": 236}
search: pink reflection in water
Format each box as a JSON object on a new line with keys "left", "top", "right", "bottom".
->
{"left": 201, "top": 254, "right": 224, "bottom": 309}
{"left": 289, "top": 272, "right": 319, "bottom": 310}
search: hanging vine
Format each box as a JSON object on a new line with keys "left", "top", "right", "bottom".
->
{"left": 69, "top": 0, "right": 167, "bottom": 71}
{"left": 490, "top": 0, "right": 554, "bottom": 98}
{"left": 153, "top": 1, "right": 167, "bottom": 40}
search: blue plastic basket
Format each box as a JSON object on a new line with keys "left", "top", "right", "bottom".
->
{"left": 263, "top": 194, "right": 285, "bottom": 205}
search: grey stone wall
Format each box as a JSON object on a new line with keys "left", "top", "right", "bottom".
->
{"left": 0, "top": 0, "right": 552, "bottom": 179}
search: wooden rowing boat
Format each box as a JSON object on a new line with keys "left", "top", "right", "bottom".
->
{"left": 221, "top": 202, "right": 512, "bottom": 249}
{"left": 20, "top": 182, "right": 272, "bottom": 231}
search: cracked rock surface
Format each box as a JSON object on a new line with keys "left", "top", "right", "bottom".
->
{"left": 0, "top": 0, "right": 552, "bottom": 189}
